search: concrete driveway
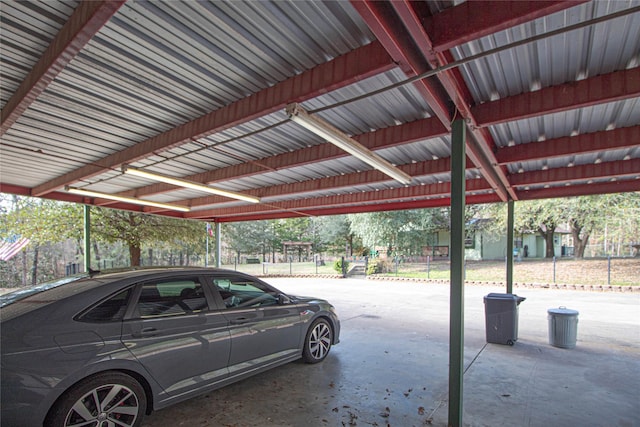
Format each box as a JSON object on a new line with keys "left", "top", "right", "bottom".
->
{"left": 142, "top": 277, "right": 640, "bottom": 427}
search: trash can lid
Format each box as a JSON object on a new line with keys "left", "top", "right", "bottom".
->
{"left": 548, "top": 307, "right": 579, "bottom": 316}
{"left": 486, "top": 293, "right": 517, "bottom": 298}
{"left": 485, "top": 293, "right": 526, "bottom": 302}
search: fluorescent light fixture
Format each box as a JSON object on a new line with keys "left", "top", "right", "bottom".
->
{"left": 286, "top": 103, "right": 412, "bottom": 184}
{"left": 122, "top": 166, "right": 260, "bottom": 204}
{"left": 65, "top": 187, "right": 191, "bottom": 212}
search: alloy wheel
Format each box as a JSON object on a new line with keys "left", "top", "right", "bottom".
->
{"left": 64, "top": 383, "right": 140, "bottom": 427}
{"left": 308, "top": 321, "right": 332, "bottom": 361}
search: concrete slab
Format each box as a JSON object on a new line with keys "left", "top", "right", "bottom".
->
{"left": 142, "top": 278, "right": 640, "bottom": 427}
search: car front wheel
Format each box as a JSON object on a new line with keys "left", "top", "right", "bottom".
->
{"left": 46, "top": 371, "right": 146, "bottom": 427}
{"left": 302, "top": 318, "right": 333, "bottom": 363}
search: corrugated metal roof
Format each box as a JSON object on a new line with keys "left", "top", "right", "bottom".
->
{"left": 490, "top": 99, "right": 640, "bottom": 149}
{"left": 0, "top": 1, "right": 79, "bottom": 108}
{"left": 452, "top": 1, "right": 640, "bottom": 103}
{"left": 1, "top": 0, "right": 638, "bottom": 220}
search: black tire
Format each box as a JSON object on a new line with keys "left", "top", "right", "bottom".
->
{"left": 302, "top": 318, "right": 333, "bottom": 364}
{"left": 46, "top": 371, "right": 146, "bottom": 427}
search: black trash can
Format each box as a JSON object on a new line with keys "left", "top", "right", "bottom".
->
{"left": 484, "top": 293, "right": 526, "bottom": 346}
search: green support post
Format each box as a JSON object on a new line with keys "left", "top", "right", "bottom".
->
{"left": 84, "top": 205, "right": 91, "bottom": 272}
{"left": 449, "top": 119, "right": 466, "bottom": 427}
{"left": 205, "top": 223, "right": 210, "bottom": 267}
{"left": 506, "top": 200, "right": 514, "bottom": 294}
{"left": 215, "top": 222, "right": 222, "bottom": 268}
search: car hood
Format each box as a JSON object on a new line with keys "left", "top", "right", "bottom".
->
{"left": 289, "top": 295, "right": 329, "bottom": 305}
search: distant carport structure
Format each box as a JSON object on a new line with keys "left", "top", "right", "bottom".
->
{"left": 1, "top": 1, "right": 639, "bottom": 426}
{"left": 283, "top": 241, "right": 313, "bottom": 262}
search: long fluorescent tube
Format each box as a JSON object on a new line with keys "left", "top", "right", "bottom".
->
{"left": 286, "top": 103, "right": 412, "bottom": 185}
{"left": 122, "top": 166, "right": 261, "bottom": 204}
{"left": 65, "top": 186, "right": 191, "bottom": 212}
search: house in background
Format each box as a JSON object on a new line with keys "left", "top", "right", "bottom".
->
{"left": 466, "top": 226, "right": 572, "bottom": 260}
{"left": 422, "top": 225, "right": 571, "bottom": 261}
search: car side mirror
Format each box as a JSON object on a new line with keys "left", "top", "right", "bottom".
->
{"left": 277, "top": 294, "right": 291, "bottom": 305}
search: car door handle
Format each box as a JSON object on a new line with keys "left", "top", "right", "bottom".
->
{"left": 230, "top": 317, "right": 249, "bottom": 325}
{"left": 133, "top": 327, "right": 158, "bottom": 338}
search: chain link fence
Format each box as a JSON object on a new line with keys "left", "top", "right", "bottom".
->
{"left": 223, "top": 256, "right": 639, "bottom": 287}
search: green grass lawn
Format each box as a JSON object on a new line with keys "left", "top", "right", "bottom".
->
{"left": 223, "top": 258, "right": 639, "bottom": 286}
{"left": 221, "top": 261, "right": 338, "bottom": 276}
{"left": 375, "top": 258, "right": 639, "bottom": 286}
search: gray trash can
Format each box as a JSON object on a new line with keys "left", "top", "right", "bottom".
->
{"left": 548, "top": 307, "right": 579, "bottom": 349}
{"left": 484, "top": 293, "right": 526, "bottom": 346}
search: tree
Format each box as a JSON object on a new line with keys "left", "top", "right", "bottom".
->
{"left": 586, "top": 193, "right": 640, "bottom": 256}
{"left": 348, "top": 209, "right": 449, "bottom": 257}
{"left": 311, "top": 215, "right": 358, "bottom": 256}
{"left": 557, "top": 196, "right": 607, "bottom": 258}
{"left": 0, "top": 196, "right": 83, "bottom": 284}
{"left": 480, "top": 201, "right": 561, "bottom": 258}
{"left": 91, "top": 208, "right": 204, "bottom": 267}
{"left": 222, "top": 220, "right": 275, "bottom": 262}
{"left": 517, "top": 201, "right": 560, "bottom": 258}
{"left": 274, "top": 218, "right": 312, "bottom": 261}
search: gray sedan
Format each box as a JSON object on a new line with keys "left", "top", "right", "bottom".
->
{"left": 0, "top": 268, "right": 340, "bottom": 427}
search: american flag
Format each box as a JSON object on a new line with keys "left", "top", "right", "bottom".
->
{"left": 0, "top": 237, "right": 30, "bottom": 261}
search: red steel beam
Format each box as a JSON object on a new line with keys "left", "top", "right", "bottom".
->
{"left": 390, "top": 1, "right": 472, "bottom": 103}
{"left": 212, "top": 194, "right": 501, "bottom": 223}
{"left": 496, "top": 126, "right": 640, "bottom": 165}
{"left": 424, "top": 1, "right": 587, "bottom": 52}
{"left": 473, "top": 68, "right": 640, "bottom": 127}
{"left": 0, "top": 177, "right": 492, "bottom": 221}
{"left": 185, "top": 179, "right": 493, "bottom": 219}
{"left": 0, "top": 183, "right": 86, "bottom": 204}
{"left": 351, "top": 1, "right": 453, "bottom": 129}
{"left": 171, "top": 158, "right": 478, "bottom": 209}
{"left": 121, "top": 117, "right": 448, "bottom": 198}
{"left": 1, "top": 0, "right": 125, "bottom": 136}
{"left": 0, "top": 183, "right": 32, "bottom": 197}
{"left": 390, "top": 0, "right": 515, "bottom": 202}
{"left": 510, "top": 159, "right": 640, "bottom": 187}
{"left": 0, "top": 183, "right": 184, "bottom": 217}
{"left": 517, "top": 180, "right": 640, "bottom": 200}
{"left": 31, "top": 41, "right": 396, "bottom": 197}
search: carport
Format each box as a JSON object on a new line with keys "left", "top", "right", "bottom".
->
{"left": 1, "top": 1, "right": 639, "bottom": 426}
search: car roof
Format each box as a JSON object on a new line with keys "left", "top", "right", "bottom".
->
{"left": 0, "top": 267, "right": 251, "bottom": 319}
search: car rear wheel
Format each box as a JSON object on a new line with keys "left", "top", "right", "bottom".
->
{"left": 302, "top": 318, "right": 332, "bottom": 363}
{"left": 46, "top": 371, "right": 146, "bottom": 427}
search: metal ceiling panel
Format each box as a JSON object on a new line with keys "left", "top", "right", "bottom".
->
{"left": 300, "top": 69, "right": 436, "bottom": 135}
{"left": 0, "top": 1, "right": 78, "bottom": 108}
{"left": 451, "top": 0, "right": 640, "bottom": 104}
{"left": 489, "top": 99, "right": 640, "bottom": 148}
{"left": 1, "top": 0, "right": 638, "bottom": 220}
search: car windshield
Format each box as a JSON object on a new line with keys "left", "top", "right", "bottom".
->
{"left": 0, "top": 274, "right": 88, "bottom": 308}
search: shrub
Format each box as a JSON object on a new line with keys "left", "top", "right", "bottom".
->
{"left": 333, "top": 258, "right": 349, "bottom": 275}
{"left": 366, "top": 259, "right": 392, "bottom": 275}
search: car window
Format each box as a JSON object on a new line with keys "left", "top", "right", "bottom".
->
{"left": 213, "top": 278, "right": 278, "bottom": 309}
{"left": 136, "top": 279, "right": 208, "bottom": 318}
{"left": 78, "top": 288, "right": 132, "bottom": 322}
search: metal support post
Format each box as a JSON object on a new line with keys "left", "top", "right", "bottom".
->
{"left": 506, "top": 200, "right": 514, "bottom": 293}
{"left": 205, "top": 223, "right": 210, "bottom": 267}
{"left": 449, "top": 119, "right": 466, "bottom": 427}
{"left": 83, "top": 205, "right": 91, "bottom": 272}
{"left": 215, "top": 222, "right": 222, "bottom": 268}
